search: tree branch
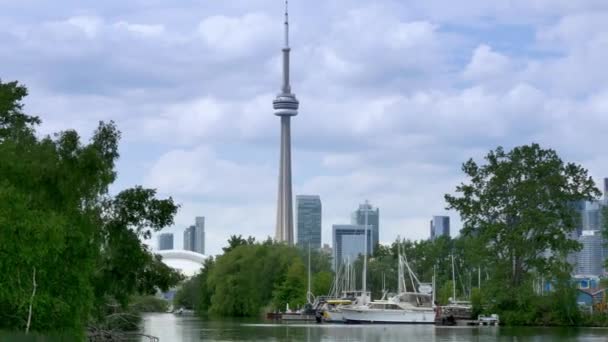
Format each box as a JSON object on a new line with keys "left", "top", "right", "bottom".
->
{"left": 25, "top": 266, "right": 36, "bottom": 334}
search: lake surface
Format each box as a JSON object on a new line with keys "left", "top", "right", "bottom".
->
{"left": 140, "top": 313, "right": 608, "bottom": 342}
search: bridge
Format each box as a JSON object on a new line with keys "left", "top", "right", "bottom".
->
{"left": 155, "top": 249, "right": 208, "bottom": 277}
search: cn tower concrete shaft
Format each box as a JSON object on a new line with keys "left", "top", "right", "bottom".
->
{"left": 275, "top": 116, "right": 294, "bottom": 244}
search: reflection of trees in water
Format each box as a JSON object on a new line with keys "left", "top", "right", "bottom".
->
{"left": 141, "top": 316, "right": 606, "bottom": 342}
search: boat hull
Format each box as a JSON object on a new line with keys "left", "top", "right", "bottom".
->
{"left": 323, "top": 309, "right": 345, "bottom": 323}
{"left": 342, "top": 308, "right": 435, "bottom": 324}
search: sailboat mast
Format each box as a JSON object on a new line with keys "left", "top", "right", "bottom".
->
{"left": 432, "top": 265, "right": 436, "bottom": 306}
{"left": 362, "top": 200, "right": 369, "bottom": 303}
{"left": 307, "top": 242, "right": 311, "bottom": 302}
{"left": 451, "top": 254, "right": 456, "bottom": 302}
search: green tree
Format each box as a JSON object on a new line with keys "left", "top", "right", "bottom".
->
{"left": 437, "top": 280, "right": 455, "bottom": 305}
{"left": 222, "top": 234, "right": 255, "bottom": 254}
{"left": 174, "top": 276, "right": 201, "bottom": 310}
{"left": 207, "top": 241, "right": 300, "bottom": 316}
{"left": 273, "top": 260, "right": 307, "bottom": 310}
{"left": 312, "top": 271, "right": 333, "bottom": 296}
{"left": 445, "top": 144, "right": 600, "bottom": 323}
{"left": 0, "top": 80, "right": 182, "bottom": 334}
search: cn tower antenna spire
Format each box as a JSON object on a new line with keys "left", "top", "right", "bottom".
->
{"left": 284, "top": 0, "right": 289, "bottom": 48}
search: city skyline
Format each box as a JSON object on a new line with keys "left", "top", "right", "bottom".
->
{"left": 4, "top": 1, "right": 608, "bottom": 256}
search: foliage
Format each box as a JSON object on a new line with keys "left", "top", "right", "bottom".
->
{"left": 206, "top": 242, "right": 300, "bottom": 316}
{"left": 222, "top": 235, "right": 256, "bottom": 254}
{"left": 272, "top": 260, "right": 307, "bottom": 310}
{"left": 470, "top": 287, "right": 484, "bottom": 318}
{"left": 130, "top": 295, "right": 169, "bottom": 313}
{"left": 445, "top": 144, "right": 601, "bottom": 325}
{"left": 194, "top": 238, "right": 333, "bottom": 317}
{"left": 0, "top": 79, "right": 183, "bottom": 334}
{"left": 437, "top": 280, "right": 455, "bottom": 306}
{"left": 174, "top": 275, "right": 202, "bottom": 311}
{"left": 446, "top": 144, "right": 598, "bottom": 288}
{"left": 312, "top": 271, "right": 333, "bottom": 297}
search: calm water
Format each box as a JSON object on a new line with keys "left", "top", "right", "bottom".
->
{"left": 140, "top": 313, "right": 608, "bottom": 342}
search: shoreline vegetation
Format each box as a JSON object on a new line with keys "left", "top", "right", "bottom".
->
{"left": 176, "top": 145, "right": 608, "bottom": 327}
{"left": 1, "top": 78, "right": 608, "bottom": 339}
{"left": 0, "top": 80, "right": 184, "bottom": 339}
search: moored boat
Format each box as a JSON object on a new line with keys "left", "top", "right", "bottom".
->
{"left": 342, "top": 246, "right": 435, "bottom": 324}
{"left": 342, "top": 293, "right": 435, "bottom": 324}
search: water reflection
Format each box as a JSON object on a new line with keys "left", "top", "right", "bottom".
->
{"left": 140, "top": 313, "right": 608, "bottom": 342}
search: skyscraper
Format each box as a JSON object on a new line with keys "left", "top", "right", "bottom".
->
{"left": 430, "top": 216, "right": 450, "bottom": 240}
{"left": 195, "top": 216, "right": 205, "bottom": 255}
{"left": 576, "top": 230, "right": 605, "bottom": 276}
{"left": 158, "top": 233, "right": 174, "bottom": 250}
{"left": 352, "top": 201, "right": 380, "bottom": 247}
{"left": 274, "top": 1, "right": 299, "bottom": 245}
{"left": 296, "top": 195, "right": 322, "bottom": 249}
{"left": 332, "top": 224, "right": 373, "bottom": 270}
{"left": 183, "top": 217, "right": 205, "bottom": 254}
{"left": 183, "top": 226, "right": 195, "bottom": 251}
{"left": 604, "top": 178, "right": 608, "bottom": 203}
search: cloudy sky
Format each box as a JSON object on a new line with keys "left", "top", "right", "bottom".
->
{"left": 2, "top": 0, "right": 608, "bottom": 255}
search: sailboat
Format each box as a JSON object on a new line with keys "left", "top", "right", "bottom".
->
{"left": 321, "top": 201, "right": 373, "bottom": 323}
{"left": 436, "top": 254, "right": 473, "bottom": 324}
{"left": 341, "top": 248, "right": 435, "bottom": 324}
{"left": 320, "top": 260, "right": 370, "bottom": 322}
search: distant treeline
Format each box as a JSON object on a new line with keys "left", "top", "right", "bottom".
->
{"left": 174, "top": 235, "right": 333, "bottom": 316}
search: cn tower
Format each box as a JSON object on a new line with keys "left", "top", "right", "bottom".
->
{"left": 273, "top": 0, "right": 299, "bottom": 245}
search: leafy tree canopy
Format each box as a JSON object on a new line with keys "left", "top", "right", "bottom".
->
{"left": 0, "top": 79, "right": 183, "bottom": 334}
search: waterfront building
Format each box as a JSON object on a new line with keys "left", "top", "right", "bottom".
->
{"left": 183, "top": 217, "right": 205, "bottom": 254}
{"left": 332, "top": 224, "right": 373, "bottom": 270}
{"left": 351, "top": 201, "right": 380, "bottom": 247}
{"left": 274, "top": 1, "right": 299, "bottom": 245}
{"left": 158, "top": 233, "right": 174, "bottom": 250}
{"left": 430, "top": 216, "right": 450, "bottom": 240}
{"left": 296, "top": 195, "right": 322, "bottom": 249}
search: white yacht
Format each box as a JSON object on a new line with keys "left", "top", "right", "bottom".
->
{"left": 342, "top": 249, "right": 436, "bottom": 324}
{"left": 342, "top": 292, "right": 434, "bottom": 324}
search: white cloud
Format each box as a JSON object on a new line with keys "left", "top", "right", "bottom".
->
{"left": 197, "top": 12, "right": 274, "bottom": 57}
{"left": 114, "top": 21, "right": 165, "bottom": 37}
{"left": 64, "top": 16, "right": 103, "bottom": 38}
{"left": 463, "top": 44, "right": 512, "bottom": 81}
{"left": 144, "top": 145, "right": 275, "bottom": 200}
